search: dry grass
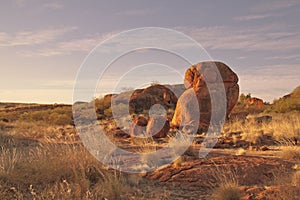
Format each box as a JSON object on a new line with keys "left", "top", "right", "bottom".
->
{"left": 169, "top": 132, "right": 195, "bottom": 156}
{"left": 0, "top": 137, "right": 132, "bottom": 199}
{"left": 266, "top": 165, "right": 300, "bottom": 199}
{"left": 172, "top": 156, "right": 184, "bottom": 167}
{"left": 212, "top": 182, "right": 242, "bottom": 200}
{"left": 1, "top": 104, "right": 299, "bottom": 199}
{"left": 235, "top": 148, "right": 246, "bottom": 156}
{"left": 280, "top": 146, "right": 300, "bottom": 160}
{"left": 210, "top": 164, "right": 242, "bottom": 200}
{"left": 131, "top": 135, "right": 159, "bottom": 153}
{"left": 223, "top": 112, "right": 300, "bottom": 146}
{"left": 292, "top": 170, "right": 300, "bottom": 186}
{"left": 271, "top": 113, "right": 300, "bottom": 143}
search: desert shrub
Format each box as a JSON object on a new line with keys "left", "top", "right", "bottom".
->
{"left": 272, "top": 113, "right": 300, "bottom": 143}
{"left": 52, "top": 106, "right": 72, "bottom": 115}
{"left": 18, "top": 107, "right": 73, "bottom": 126}
{"left": 19, "top": 110, "right": 43, "bottom": 121}
{"left": 31, "top": 110, "right": 48, "bottom": 121}
{"left": 273, "top": 98, "right": 300, "bottom": 113}
{"left": 0, "top": 111, "right": 18, "bottom": 122}
{"left": 234, "top": 118, "right": 264, "bottom": 145}
{"left": 104, "top": 107, "right": 113, "bottom": 118}
{"left": 273, "top": 86, "right": 300, "bottom": 112}
{"left": 94, "top": 97, "right": 111, "bottom": 114}
{"left": 0, "top": 121, "right": 7, "bottom": 131}
{"left": 210, "top": 165, "right": 242, "bottom": 200}
{"left": 48, "top": 113, "right": 73, "bottom": 126}
{"left": 213, "top": 182, "right": 242, "bottom": 200}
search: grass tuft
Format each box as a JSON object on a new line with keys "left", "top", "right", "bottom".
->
{"left": 213, "top": 182, "right": 242, "bottom": 200}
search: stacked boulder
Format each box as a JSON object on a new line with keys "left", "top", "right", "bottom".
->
{"left": 129, "top": 115, "right": 170, "bottom": 138}
{"left": 128, "top": 84, "right": 178, "bottom": 115}
{"left": 171, "top": 61, "right": 239, "bottom": 133}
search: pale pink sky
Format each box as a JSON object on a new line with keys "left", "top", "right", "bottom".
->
{"left": 1, "top": 0, "right": 300, "bottom": 103}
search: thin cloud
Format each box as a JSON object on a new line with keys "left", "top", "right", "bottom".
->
{"left": 178, "top": 25, "right": 300, "bottom": 52}
{"left": 0, "top": 27, "right": 77, "bottom": 47}
{"left": 43, "top": 2, "right": 64, "bottom": 10}
{"left": 265, "top": 55, "right": 300, "bottom": 61}
{"left": 235, "top": 14, "right": 274, "bottom": 21}
{"left": 117, "top": 9, "right": 155, "bottom": 16}
{"left": 238, "top": 64, "right": 300, "bottom": 78}
{"left": 15, "top": 25, "right": 300, "bottom": 57}
{"left": 16, "top": 31, "right": 118, "bottom": 57}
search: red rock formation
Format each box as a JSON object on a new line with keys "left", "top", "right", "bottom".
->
{"left": 112, "top": 84, "right": 178, "bottom": 115}
{"left": 146, "top": 115, "right": 170, "bottom": 138}
{"left": 172, "top": 61, "right": 239, "bottom": 133}
{"left": 247, "top": 97, "right": 264, "bottom": 109}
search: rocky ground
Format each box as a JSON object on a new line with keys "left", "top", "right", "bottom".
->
{"left": 1, "top": 103, "right": 300, "bottom": 199}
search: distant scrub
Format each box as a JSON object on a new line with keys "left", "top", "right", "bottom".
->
{"left": 94, "top": 97, "right": 113, "bottom": 119}
{"left": 18, "top": 107, "right": 73, "bottom": 126}
{"left": 272, "top": 98, "right": 300, "bottom": 113}
{"left": 232, "top": 93, "right": 265, "bottom": 114}
{"left": 0, "top": 111, "right": 19, "bottom": 122}
{"left": 231, "top": 91, "right": 300, "bottom": 114}
{"left": 271, "top": 86, "right": 300, "bottom": 113}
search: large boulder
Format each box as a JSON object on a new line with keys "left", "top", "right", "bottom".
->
{"left": 146, "top": 115, "right": 170, "bottom": 138}
{"left": 171, "top": 61, "right": 239, "bottom": 133}
{"left": 112, "top": 84, "right": 178, "bottom": 116}
{"left": 129, "top": 84, "right": 178, "bottom": 114}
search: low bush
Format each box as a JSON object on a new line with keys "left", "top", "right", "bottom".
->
{"left": 213, "top": 182, "right": 242, "bottom": 200}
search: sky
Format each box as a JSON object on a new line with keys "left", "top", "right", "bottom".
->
{"left": 0, "top": 0, "right": 300, "bottom": 104}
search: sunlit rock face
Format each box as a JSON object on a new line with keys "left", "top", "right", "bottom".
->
{"left": 171, "top": 61, "right": 239, "bottom": 133}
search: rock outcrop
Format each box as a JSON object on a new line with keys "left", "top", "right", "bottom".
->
{"left": 146, "top": 115, "right": 170, "bottom": 138}
{"left": 247, "top": 97, "right": 264, "bottom": 109}
{"left": 129, "top": 85, "right": 178, "bottom": 114}
{"left": 112, "top": 84, "right": 178, "bottom": 116}
{"left": 171, "top": 61, "right": 239, "bottom": 133}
